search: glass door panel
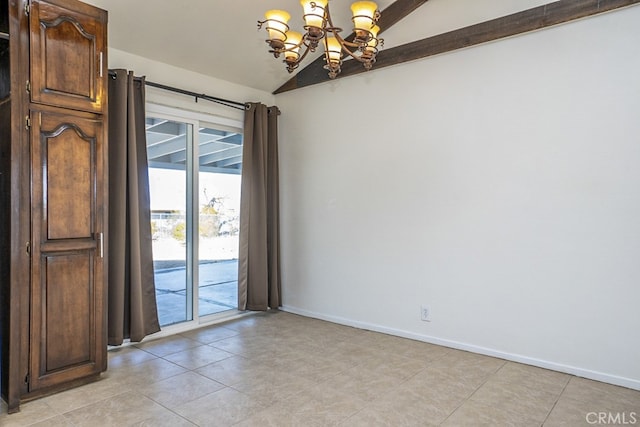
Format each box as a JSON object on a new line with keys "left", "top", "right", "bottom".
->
{"left": 197, "top": 125, "right": 242, "bottom": 317}
{"left": 146, "top": 117, "right": 192, "bottom": 326}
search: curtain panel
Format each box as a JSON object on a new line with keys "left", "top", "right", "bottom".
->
{"left": 108, "top": 69, "right": 160, "bottom": 345}
{"left": 238, "top": 103, "right": 282, "bottom": 311}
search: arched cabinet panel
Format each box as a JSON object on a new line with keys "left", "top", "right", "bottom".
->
{"left": 29, "top": 0, "right": 106, "bottom": 113}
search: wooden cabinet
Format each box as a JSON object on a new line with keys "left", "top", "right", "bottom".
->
{"left": 0, "top": 0, "right": 107, "bottom": 413}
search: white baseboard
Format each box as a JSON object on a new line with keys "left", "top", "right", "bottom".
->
{"left": 281, "top": 305, "right": 640, "bottom": 391}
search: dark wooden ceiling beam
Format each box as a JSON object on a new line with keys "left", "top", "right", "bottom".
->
{"left": 274, "top": 0, "right": 640, "bottom": 94}
{"left": 273, "top": 0, "right": 431, "bottom": 94}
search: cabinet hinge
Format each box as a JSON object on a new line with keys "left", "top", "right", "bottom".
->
{"left": 25, "top": 115, "right": 31, "bottom": 129}
{"left": 26, "top": 80, "right": 31, "bottom": 94}
{"left": 24, "top": 2, "right": 30, "bottom": 16}
{"left": 24, "top": 373, "right": 29, "bottom": 385}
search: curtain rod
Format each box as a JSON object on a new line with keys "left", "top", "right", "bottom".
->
{"left": 145, "top": 80, "right": 247, "bottom": 111}
{"left": 108, "top": 70, "right": 247, "bottom": 111}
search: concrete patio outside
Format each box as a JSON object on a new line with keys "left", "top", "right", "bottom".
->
{"left": 152, "top": 235, "right": 239, "bottom": 326}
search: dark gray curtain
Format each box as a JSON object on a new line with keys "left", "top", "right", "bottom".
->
{"left": 108, "top": 69, "right": 160, "bottom": 345}
{"left": 238, "top": 103, "right": 281, "bottom": 310}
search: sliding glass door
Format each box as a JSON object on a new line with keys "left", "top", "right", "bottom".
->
{"left": 145, "top": 108, "right": 242, "bottom": 327}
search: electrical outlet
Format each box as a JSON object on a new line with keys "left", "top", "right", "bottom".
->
{"left": 421, "top": 305, "right": 431, "bottom": 322}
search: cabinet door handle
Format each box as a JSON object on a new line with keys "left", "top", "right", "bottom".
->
{"left": 99, "top": 52, "right": 103, "bottom": 78}
{"left": 99, "top": 232, "right": 104, "bottom": 258}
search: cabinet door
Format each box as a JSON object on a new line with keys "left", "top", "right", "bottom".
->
{"left": 29, "top": 107, "right": 105, "bottom": 391}
{"left": 29, "top": 0, "right": 107, "bottom": 113}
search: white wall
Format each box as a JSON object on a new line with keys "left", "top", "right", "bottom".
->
{"left": 276, "top": 6, "right": 640, "bottom": 390}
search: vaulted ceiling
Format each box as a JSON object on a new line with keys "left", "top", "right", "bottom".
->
{"left": 84, "top": 0, "right": 639, "bottom": 94}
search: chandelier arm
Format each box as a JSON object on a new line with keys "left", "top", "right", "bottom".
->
{"left": 266, "top": 37, "right": 306, "bottom": 56}
{"left": 332, "top": 29, "right": 370, "bottom": 64}
{"left": 324, "top": 2, "right": 336, "bottom": 30}
{"left": 334, "top": 34, "right": 364, "bottom": 49}
{"left": 295, "top": 42, "right": 313, "bottom": 63}
{"left": 283, "top": 38, "right": 306, "bottom": 53}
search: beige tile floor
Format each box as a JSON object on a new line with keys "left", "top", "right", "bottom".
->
{"left": 1, "top": 311, "right": 639, "bottom": 426}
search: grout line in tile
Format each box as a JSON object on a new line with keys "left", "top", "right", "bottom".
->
{"left": 540, "top": 373, "right": 572, "bottom": 426}
{"left": 138, "top": 390, "right": 207, "bottom": 426}
{"left": 438, "top": 359, "right": 508, "bottom": 426}
{"left": 52, "top": 389, "right": 137, "bottom": 421}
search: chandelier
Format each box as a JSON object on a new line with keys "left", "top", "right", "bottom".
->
{"left": 258, "top": 1, "right": 383, "bottom": 79}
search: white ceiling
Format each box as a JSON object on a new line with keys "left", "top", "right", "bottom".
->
{"left": 84, "top": 0, "right": 397, "bottom": 93}
{"left": 83, "top": 0, "right": 553, "bottom": 94}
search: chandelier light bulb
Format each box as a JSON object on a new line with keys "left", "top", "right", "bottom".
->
{"left": 364, "top": 24, "right": 380, "bottom": 55}
{"left": 351, "top": 1, "right": 378, "bottom": 38}
{"left": 264, "top": 10, "right": 291, "bottom": 43}
{"left": 326, "top": 36, "right": 342, "bottom": 64}
{"left": 284, "top": 31, "right": 303, "bottom": 62}
{"left": 300, "top": 0, "right": 328, "bottom": 29}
